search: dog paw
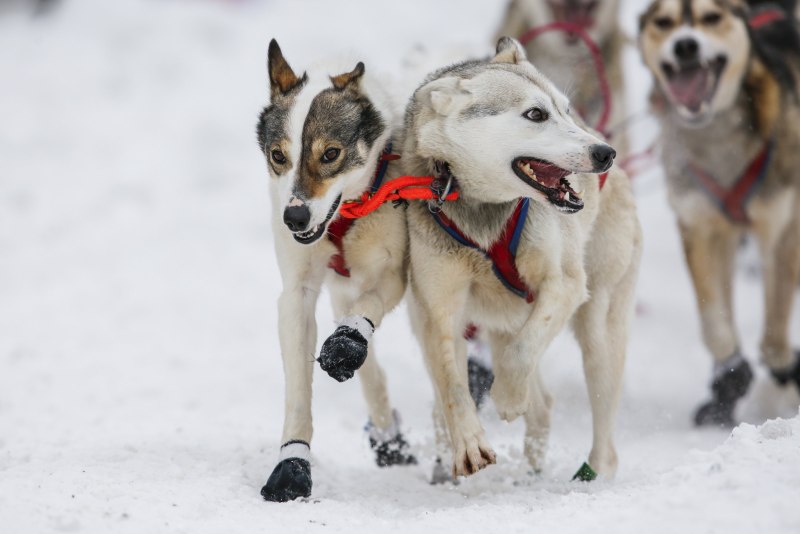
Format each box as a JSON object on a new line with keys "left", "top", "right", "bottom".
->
{"left": 491, "top": 381, "right": 529, "bottom": 422}
{"left": 770, "top": 350, "right": 800, "bottom": 391}
{"left": 451, "top": 432, "right": 496, "bottom": 478}
{"left": 261, "top": 458, "right": 312, "bottom": 502}
{"left": 318, "top": 316, "right": 374, "bottom": 382}
{"left": 694, "top": 357, "right": 753, "bottom": 427}
{"left": 370, "top": 433, "right": 418, "bottom": 468}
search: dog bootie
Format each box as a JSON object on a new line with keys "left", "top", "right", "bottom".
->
{"left": 366, "top": 410, "right": 417, "bottom": 467}
{"left": 261, "top": 441, "right": 312, "bottom": 502}
{"left": 694, "top": 352, "right": 754, "bottom": 427}
{"left": 770, "top": 350, "right": 800, "bottom": 391}
{"left": 465, "top": 326, "right": 494, "bottom": 408}
{"left": 467, "top": 357, "right": 495, "bottom": 409}
{"left": 318, "top": 316, "right": 374, "bottom": 382}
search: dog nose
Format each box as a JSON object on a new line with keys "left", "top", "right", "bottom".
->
{"left": 674, "top": 38, "right": 699, "bottom": 62}
{"left": 590, "top": 144, "right": 616, "bottom": 172}
{"left": 283, "top": 204, "right": 311, "bottom": 232}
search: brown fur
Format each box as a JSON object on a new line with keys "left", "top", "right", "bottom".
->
{"left": 639, "top": 0, "right": 800, "bottom": 378}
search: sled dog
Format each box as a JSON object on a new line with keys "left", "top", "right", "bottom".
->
{"left": 256, "top": 39, "right": 414, "bottom": 501}
{"left": 496, "top": 0, "right": 629, "bottom": 152}
{"left": 402, "top": 38, "right": 642, "bottom": 478}
{"left": 639, "top": 0, "right": 800, "bottom": 425}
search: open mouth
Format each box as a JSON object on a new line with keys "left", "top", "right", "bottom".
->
{"left": 292, "top": 195, "right": 342, "bottom": 245}
{"left": 547, "top": 0, "right": 598, "bottom": 43}
{"left": 661, "top": 56, "right": 727, "bottom": 118}
{"left": 512, "top": 157, "right": 584, "bottom": 213}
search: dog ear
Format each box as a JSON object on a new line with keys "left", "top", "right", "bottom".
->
{"left": 425, "top": 77, "right": 472, "bottom": 116}
{"left": 331, "top": 62, "right": 366, "bottom": 92}
{"left": 492, "top": 36, "right": 527, "bottom": 64}
{"left": 268, "top": 39, "right": 304, "bottom": 97}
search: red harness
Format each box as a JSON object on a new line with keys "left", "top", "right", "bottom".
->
{"left": 326, "top": 144, "right": 396, "bottom": 278}
{"left": 686, "top": 141, "right": 773, "bottom": 225}
{"left": 432, "top": 172, "right": 609, "bottom": 302}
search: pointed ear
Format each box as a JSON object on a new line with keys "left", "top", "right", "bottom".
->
{"left": 424, "top": 77, "right": 472, "bottom": 116}
{"left": 331, "top": 62, "right": 365, "bottom": 91}
{"left": 268, "top": 39, "right": 303, "bottom": 97}
{"left": 492, "top": 36, "right": 527, "bottom": 64}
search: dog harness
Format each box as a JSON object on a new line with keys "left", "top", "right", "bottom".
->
{"left": 432, "top": 198, "right": 536, "bottom": 303}
{"left": 431, "top": 171, "right": 610, "bottom": 303}
{"left": 326, "top": 143, "right": 395, "bottom": 277}
{"left": 685, "top": 140, "right": 773, "bottom": 225}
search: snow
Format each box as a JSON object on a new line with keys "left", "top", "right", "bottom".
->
{"left": 1, "top": 0, "right": 799, "bottom": 532}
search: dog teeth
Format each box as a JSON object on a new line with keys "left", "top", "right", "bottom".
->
{"left": 565, "top": 192, "right": 571, "bottom": 202}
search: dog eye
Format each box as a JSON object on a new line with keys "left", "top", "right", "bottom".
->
{"left": 271, "top": 149, "right": 287, "bottom": 164}
{"left": 701, "top": 12, "right": 722, "bottom": 25}
{"left": 322, "top": 147, "right": 341, "bottom": 163}
{"left": 654, "top": 16, "right": 674, "bottom": 30}
{"left": 523, "top": 108, "right": 549, "bottom": 123}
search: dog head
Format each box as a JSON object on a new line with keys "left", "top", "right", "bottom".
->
{"left": 638, "top": 0, "right": 754, "bottom": 126}
{"left": 256, "top": 40, "right": 390, "bottom": 245}
{"left": 516, "top": 0, "right": 621, "bottom": 47}
{"left": 407, "top": 37, "right": 614, "bottom": 213}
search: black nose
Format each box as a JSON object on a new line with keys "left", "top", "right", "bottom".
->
{"left": 590, "top": 144, "right": 616, "bottom": 172}
{"left": 674, "top": 38, "right": 699, "bottom": 62}
{"left": 283, "top": 204, "right": 311, "bottom": 232}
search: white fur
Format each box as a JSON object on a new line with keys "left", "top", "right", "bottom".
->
{"left": 279, "top": 441, "right": 311, "bottom": 462}
{"left": 264, "top": 52, "right": 410, "bottom": 473}
{"left": 339, "top": 315, "right": 374, "bottom": 341}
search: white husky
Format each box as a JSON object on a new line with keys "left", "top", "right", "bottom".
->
{"left": 402, "top": 38, "right": 642, "bottom": 479}
{"left": 256, "top": 40, "right": 414, "bottom": 502}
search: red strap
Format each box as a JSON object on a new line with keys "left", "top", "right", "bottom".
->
{"left": 519, "top": 22, "right": 612, "bottom": 135}
{"left": 723, "top": 145, "right": 770, "bottom": 223}
{"left": 434, "top": 200, "right": 535, "bottom": 303}
{"left": 688, "top": 142, "right": 771, "bottom": 224}
{"left": 487, "top": 200, "right": 535, "bottom": 303}
{"left": 749, "top": 9, "right": 785, "bottom": 29}
{"left": 598, "top": 172, "right": 609, "bottom": 190}
{"left": 339, "top": 175, "right": 459, "bottom": 219}
{"left": 326, "top": 216, "right": 354, "bottom": 277}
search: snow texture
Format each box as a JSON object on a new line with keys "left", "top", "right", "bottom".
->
{"left": 1, "top": 0, "right": 799, "bottom": 532}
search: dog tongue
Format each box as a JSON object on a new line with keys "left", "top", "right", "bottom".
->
{"left": 668, "top": 68, "right": 708, "bottom": 112}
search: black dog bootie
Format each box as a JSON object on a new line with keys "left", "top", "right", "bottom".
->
{"left": 318, "top": 316, "right": 374, "bottom": 382}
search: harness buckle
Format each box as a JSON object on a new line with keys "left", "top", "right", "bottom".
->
{"left": 429, "top": 161, "right": 454, "bottom": 214}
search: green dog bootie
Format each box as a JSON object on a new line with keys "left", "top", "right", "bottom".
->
{"left": 572, "top": 462, "right": 598, "bottom": 482}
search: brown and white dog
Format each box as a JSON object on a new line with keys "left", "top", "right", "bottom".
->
{"left": 256, "top": 40, "right": 415, "bottom": 502}
{"left": 639, "top": 0, "right": 800, "bottom": 425}
{"left": 495, "top": 0, "right": 629, "bottom": 152}
{"left": 402, "top": 38, "right": 641, "bottom": 479}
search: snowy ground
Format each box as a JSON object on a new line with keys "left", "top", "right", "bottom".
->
{"left": 1, "top": 0, "right": 799, "bottom": 532}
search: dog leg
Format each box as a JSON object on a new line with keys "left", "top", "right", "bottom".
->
{"left": 492, "top": 272, "right": 587, "bottom": 422}
{"left": 679, "top": 223, "right": 753, "bottom": 426}
{"left": 319, "top": 265, "right": 405, "bottom": 382}
{"left": 408, "top": 288, "right": 496, "bottom": 478}
{"left": 573, "top": 269, "right": 635, "bottom": 479}
{"left": 522, "top": 367, "right": 553, "bottom": 473}
{"left": 358, "top": 345, "right": 417, "bottom": 467}
{"left": 262, "top": 277, "right": 322, "bottom": 502}
{"left": 753, "top": 207, "right": 800, "bottom": 377}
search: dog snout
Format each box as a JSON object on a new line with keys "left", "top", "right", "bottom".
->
{"left": 283, "top": 204, "right": 311, "bottom": 232}
{"left": 590, "top": 144, "right": 616, "bottom": 172}
{"left": 674, "top": 38, "right": 699, "bottom": 63}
